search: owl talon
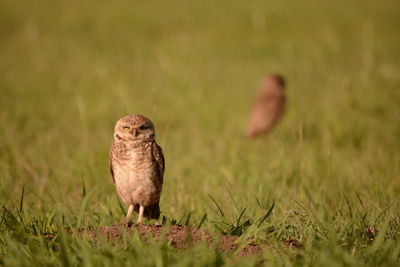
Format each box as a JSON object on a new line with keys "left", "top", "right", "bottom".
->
{"left": 120, "top": 204, "right": 134, "bottom": 226}
{"left": 119, "top": 218, "right": 131, "bottom": 225}
{"left": 136, "top": 205, "right": 145, "bottom": 225}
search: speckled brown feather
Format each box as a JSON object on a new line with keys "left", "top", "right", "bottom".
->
{"left": 152, "top": 142, "right": 165, "bottom": 184}
{"left": 109, "top": 148, "right": 115, "bottom": 183}
{"left": 133, "top": 142, "right": 165, "bottom": 219}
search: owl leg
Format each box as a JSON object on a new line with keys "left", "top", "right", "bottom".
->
{"left": 120, "top": 204, "right": 134, "bottom": 225}
{"left": 136, "top": 205, "right": 145, "bottom": 224}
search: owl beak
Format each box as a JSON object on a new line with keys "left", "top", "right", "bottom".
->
{"left": 131, "top": 129, "right": 138, "bottom": 136}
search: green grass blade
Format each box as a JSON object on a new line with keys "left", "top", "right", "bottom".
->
{"left": 77, "top": 184, "right": 100, "bottom": 229}
{"left": 257, "top": 200, "right": 275, "bottom": 227}
{"left": 19, "top": 184, "right": 25, "bottom": 214}
{"left": 208, "top": 194, "right": 225, "bottom": 219}
{"left": 235, "top": 208, "right": 246, "bottom": 228}
{"left": 184, "top": 211, "right": 191, "bottom": 226}
{"left": 197, "top": 213, "right": 207, "bottom": 229}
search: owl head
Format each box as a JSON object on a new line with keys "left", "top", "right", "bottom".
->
{"left": 262, "top": 74, "right": 285, "bottom": 89}
{"left": 113, "top": 114, "right": 156, "bottom": 142}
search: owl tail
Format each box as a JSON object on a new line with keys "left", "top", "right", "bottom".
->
{"left": 134, "top": 203, "right": 160, "bottom": 220}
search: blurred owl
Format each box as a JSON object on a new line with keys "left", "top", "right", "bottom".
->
{"left": 245, "top": 74, "right": 286, "bottom": 138}
{"left": 109, "top": 114, "right": 165, "bottom": 224}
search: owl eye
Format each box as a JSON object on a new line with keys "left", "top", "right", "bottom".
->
{"left": 122, "top": 126, "right": 130, "bottom": 130}
{"left": 139, "top": 124, "right": 150, "bottom": 130}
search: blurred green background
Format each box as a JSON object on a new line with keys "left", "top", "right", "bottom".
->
{"left": 0, "top": 0, "right": 399, "bottom": 265}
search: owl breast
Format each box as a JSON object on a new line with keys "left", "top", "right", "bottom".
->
{"left": 113, "top": 144, "right": 162, "bottom": 206}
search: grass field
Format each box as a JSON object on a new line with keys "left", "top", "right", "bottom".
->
{"left": 1, "top": 0, "right": 399, "bottom": 265}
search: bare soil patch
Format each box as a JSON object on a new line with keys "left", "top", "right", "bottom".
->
{"left": 82, "top": 224, "right": 262, "bottom": 257}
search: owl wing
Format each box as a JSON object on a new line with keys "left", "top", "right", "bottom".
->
{"left": 109, "top": 147, "right": 115, "bottom": 183}
{"left": 152, "top": 142, "right": 165, "bottom": 184}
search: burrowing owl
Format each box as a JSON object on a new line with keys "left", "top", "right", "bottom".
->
{"left": 109, "top": 115, "right": 165, "bottom": 224}
{"left": 245, "top": 74, "right": 286, "bottom": 138}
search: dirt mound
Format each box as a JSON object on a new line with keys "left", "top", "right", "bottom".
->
{"left": 84, "top": 224, "right": 262, "bottom": 257}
